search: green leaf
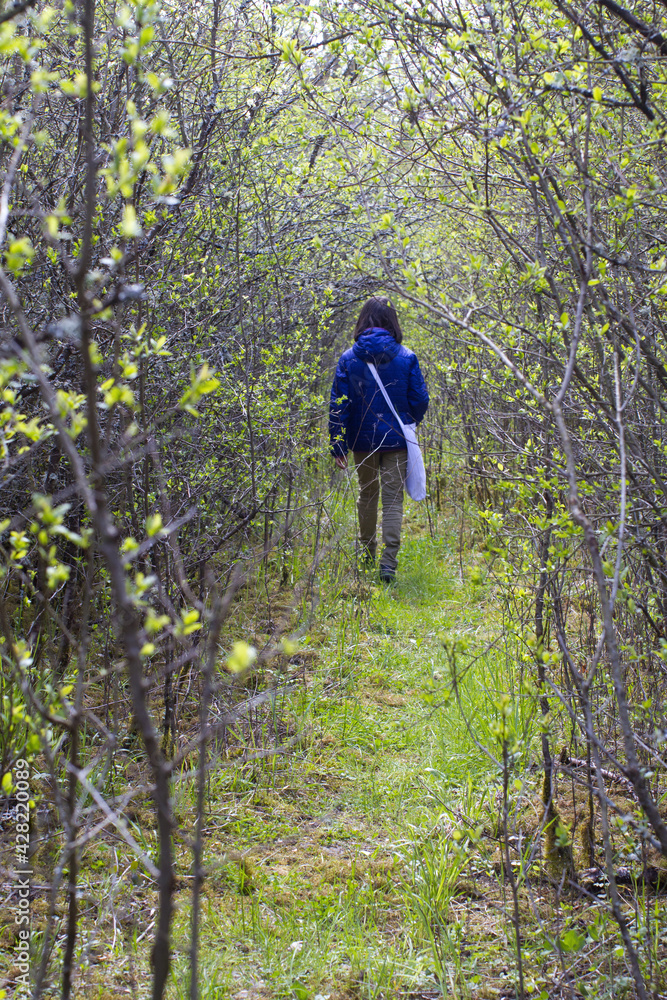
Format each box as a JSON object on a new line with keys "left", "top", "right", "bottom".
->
{"left": 139, "top": 24, "right": 154, "bottom": 47}
{"left": 291, "top": 981, "right": 308, "bottom": 1000}
{"left": 560, "top": 929, "right": 586, "bottom": 952}
{"left": 146, "top": 513, "right": 163, "bottom": 537}
{"left": 121, "top": 205, "right": 142, "bottom": 239}
{"left": 226, "top": 641, "right": 257, "bottom": 673}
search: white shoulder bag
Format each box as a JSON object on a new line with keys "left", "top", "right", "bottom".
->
{"left": 367, "top": 362, "right": 427, "bottom": 502}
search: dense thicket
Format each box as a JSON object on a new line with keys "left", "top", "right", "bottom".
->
{"left": 1, "top": 1, "right": 666, "bottom": 997}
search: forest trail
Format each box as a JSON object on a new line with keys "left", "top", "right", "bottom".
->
{"left": 3, "top": 0, "right": 667, "bottom": 994}
{"left": 164, "top": 516, "right": 513, "bottom": 999}
{"left": 3, "top": 0, "right": 667, "bottom": 993}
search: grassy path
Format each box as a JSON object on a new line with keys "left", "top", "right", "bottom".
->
{"left": 168, "top": 522, "right": 513, "bottom": 1000}
{"left": 29, "top": 506, "right": 665, "bottom": 999}
{"left": 7, "top": 504, "right": 665, "bottom": 999}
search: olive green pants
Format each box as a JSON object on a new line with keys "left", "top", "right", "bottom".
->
{"left": 353, "top": 449, "right": 408, "bottom": 571}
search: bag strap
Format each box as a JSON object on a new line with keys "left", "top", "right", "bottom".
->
{"left": 367, "top": 362, "right": 407, "bottom": 436}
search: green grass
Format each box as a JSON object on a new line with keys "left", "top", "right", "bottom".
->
{"left": 29, "top": 496, "right": 666, "bottom": 1000}
{"left": 161, "top": 505, "right": 513, "bottom": 999}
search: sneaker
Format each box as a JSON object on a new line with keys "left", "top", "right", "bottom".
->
{"left": 379, "top": 566, "right": 396, "bottom": 584}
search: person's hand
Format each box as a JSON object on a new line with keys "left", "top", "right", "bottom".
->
{"left": 334, "top": 454, "right": 348, "bottom": 470}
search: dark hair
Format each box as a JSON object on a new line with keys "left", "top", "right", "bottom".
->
{"left": 353, "top": 297, "right": 403, "bottom": 343}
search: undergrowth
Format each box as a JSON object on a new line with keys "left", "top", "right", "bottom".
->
{"left": 3, "top": 497, "right": 666, "bottom": 1000}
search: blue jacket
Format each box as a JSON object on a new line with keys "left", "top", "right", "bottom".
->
{"left": 329, "top": 328, "right": 429, "bottom": 456}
